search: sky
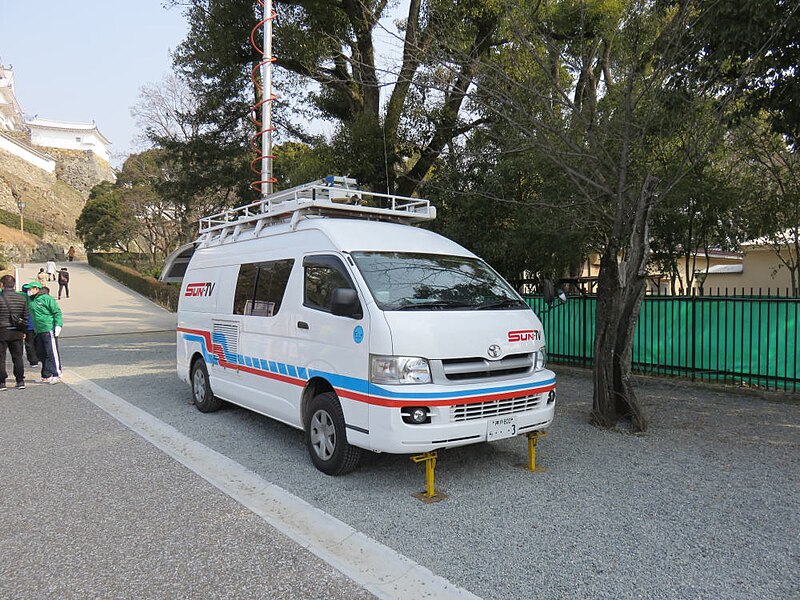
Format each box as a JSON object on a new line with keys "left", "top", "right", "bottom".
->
{"left": 0, "top": 0, "right": 188, "bottom": 166}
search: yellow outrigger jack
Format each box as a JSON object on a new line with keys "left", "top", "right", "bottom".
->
{"left": 517, "top": 430, "right": 548, "bottom": 473}
{"left": 410, "top": 451, "right": 447, "bottom": 503}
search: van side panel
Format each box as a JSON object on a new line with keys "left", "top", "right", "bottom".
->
{"left": 177, "top": 266, "right": 224, "bottom": 385}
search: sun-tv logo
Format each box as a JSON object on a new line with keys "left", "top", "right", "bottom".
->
{"left": 508, "top": 329, "right": 540, "bottom": 343}
{"left": 185, "top": 282, "right": 216, "bottom": 297}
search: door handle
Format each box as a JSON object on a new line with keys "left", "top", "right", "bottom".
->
{"left": 297, "top": 321, "right": 309, "bottom": 330}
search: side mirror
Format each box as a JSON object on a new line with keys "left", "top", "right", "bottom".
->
{"left": 539, "top": 279, "right": 567, "bottom": 314}
{"left": 331, "top": 288, "right": 362, "bottom": 318}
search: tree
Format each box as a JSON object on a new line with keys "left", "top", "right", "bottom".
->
{"left": 167, "top": 0, "right": 506, "bottom": 195}
{"left": 649, "top": 158, "right": 743, "bottom": 294}
{"left": 131, "top": 73, "right": 202, "bottom": 145}
{"left": 458, "top": 0, "right": 772, "bottom": 431}
{"left": 132, "top": 73, "right": 253, "bottom": 242}
{"left": 116, "top": 151, "right": 185, "bottom": 267}
{"left": 76, "top": 183, "right": 136, "bottom": 253}
{"left": 273, "top": 140, "right": 335, "bottom": 188}
{"left": 428, "top": 128, "right": 590, "bottom": 285}
{"left": 734, "top": 117, "right": 800, "bottom": 294}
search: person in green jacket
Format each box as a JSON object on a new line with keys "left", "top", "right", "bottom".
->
{"left": 26, "top": 282, "right": 63, "bottom": 384}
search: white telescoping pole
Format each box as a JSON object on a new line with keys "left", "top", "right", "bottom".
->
{"left": 261, "top": 0, "right": 274, "bottom": 197}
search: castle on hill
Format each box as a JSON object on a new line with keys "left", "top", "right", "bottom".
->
{"left": 0, "top": 63, "right": 112, "bottom": 166}
{"left": 0, "top": 63, "right": 115, "bottom": 196}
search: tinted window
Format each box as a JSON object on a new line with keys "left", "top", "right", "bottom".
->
{"left": 304, "top": 255, "right": 358, "bottom": 313}
{"left": 233, "top": 259, "right": 294, "bottom": 316}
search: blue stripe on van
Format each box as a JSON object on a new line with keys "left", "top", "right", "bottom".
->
{"left": 183, "top": 334, "right": 219, "bottom": 366}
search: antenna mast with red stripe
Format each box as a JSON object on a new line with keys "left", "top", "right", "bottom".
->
{"left": 250, "top": 0, "right": 277, "bottom": 197}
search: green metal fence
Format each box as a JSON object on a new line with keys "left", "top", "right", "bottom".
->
{"left": 525, "top": 294, "right": 800, "bottom": 392}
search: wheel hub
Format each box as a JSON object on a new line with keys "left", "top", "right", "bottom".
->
{"left": 310, "top": 409, "right": 336, "bottom": 460}
{"left": 193, "top": 369, "right": 206, "bottom": 403}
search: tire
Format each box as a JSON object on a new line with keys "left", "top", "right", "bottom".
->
{"left": 304, "top": 392, "right": 361, "bottom": 476}
{"left": 191, "top": 358, "right": 222, "bottom": 413}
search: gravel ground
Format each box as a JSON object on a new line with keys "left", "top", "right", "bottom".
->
{"left": 0, "top": 378, "right": 376, "bottom": 600}
{"left": 59, "top": 332, "right": 800, "bottom": 600}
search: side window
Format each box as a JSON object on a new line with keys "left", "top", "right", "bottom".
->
{"left": 233, "top": 259, "right": 294, "bottom": 316}
{"left": 233, "top": 264, "right": 257, "bottom": 314}
{"left": 304, "top": 255, "right": 359, "bottom": 314}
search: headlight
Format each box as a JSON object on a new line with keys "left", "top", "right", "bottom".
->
{"left": 370, "top": 355, "right": 431, "bottom": 384}
{"left": 536, "top": 348, "right": 547, "bottom": 371}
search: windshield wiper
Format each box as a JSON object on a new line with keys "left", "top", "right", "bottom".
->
{"left": 476, "top": 299, "right": 527, "bottom": 310}
{"left": 396, "top": 300, "right": 474, "bottom": 310}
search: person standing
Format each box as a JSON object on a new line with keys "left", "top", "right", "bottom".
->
{"left": 67, "top": 246, "right": 76, "bottom": 262}
{"left": 26, "top": 281, "right": 63, "bottom": 384}
{"left": 36, "top": 268, "right": 47, "bottom": 285}
{"left": 57, "top": 267, "right": 70, "bottom": 300}
{"left": 19, "top": 283, "right": 39, "bottom": 368}
{"left": 0, "top": 275, "right": 29, "bottom": 391}
{"left": 45, "top": 258, "right": 57, "bottom": 282}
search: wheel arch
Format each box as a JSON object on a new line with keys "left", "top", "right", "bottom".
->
{"left": 189, "top": 351, "right": 205, "bottom": 371}
{"left": 301, "top": 376, "right": 336, "bottom": 424}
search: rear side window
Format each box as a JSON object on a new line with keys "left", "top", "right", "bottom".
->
{"left": 304, "top": 255, "right": 358, "bottom": 313}
{"left": 233, "top": 259, "right": 294, "bottom": 316}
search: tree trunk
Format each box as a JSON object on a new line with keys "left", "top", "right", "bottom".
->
{"left": 591, "top": 177, "right": 659, "bottom": 432}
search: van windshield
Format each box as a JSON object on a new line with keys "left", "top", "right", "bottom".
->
{"left": 350, "top": 252, "right": 527, "bottom": 311}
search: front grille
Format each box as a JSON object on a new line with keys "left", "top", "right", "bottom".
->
{"left": 441, "top": 353, "right": 533, "bottom": 381}
{"left": 450, "top": 394, "right": 543, "bottom": 422}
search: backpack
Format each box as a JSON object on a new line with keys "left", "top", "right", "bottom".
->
{"left": 58, "top": 271, "right": 69, "bottom": 284}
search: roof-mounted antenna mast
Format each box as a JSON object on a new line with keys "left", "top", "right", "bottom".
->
{"left": 250, "top": 0, "right": 277, "bottom": 197}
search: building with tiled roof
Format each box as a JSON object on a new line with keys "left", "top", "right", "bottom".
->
{"left": 26, "top": 117, "right": 112, "bottom": 163}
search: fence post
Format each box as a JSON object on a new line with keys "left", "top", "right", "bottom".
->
{"left": 691, "top": 289, "right": 696, "bottom": 382}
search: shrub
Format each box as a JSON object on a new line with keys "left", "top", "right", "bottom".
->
{"left": 0, "top": 208, "right": 46, "bottom": 237}
{"left": 88, "top": 253, "right": 179, "bottom": 312}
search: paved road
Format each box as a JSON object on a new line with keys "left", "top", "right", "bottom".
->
{"left": 3, "top": 261, "right": 799, "bottom": 599}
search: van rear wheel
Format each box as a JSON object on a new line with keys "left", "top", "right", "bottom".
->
{"left": 191, "top": 358, "right": 222, "bottom": 413}
{"left": 305, "top": 392, "right": 361, "bottom": 476}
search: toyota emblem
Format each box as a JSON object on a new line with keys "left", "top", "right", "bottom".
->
{"left": 487, "top": 344, "right": 502, "bottom": 359}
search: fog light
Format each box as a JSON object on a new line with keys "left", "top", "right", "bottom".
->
{"left": 401, "top": 406, "right": 430, "bottom": 424}
{"left": 547, "top": 390, "right": 556, "bottom": 404}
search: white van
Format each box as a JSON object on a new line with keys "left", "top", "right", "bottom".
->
{"left": 162, "top": 177, "right": 556, "bottom": 475}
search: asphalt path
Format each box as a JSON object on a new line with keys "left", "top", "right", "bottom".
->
{"left": 4, "top": 261, "right": 799, "bottom": 599}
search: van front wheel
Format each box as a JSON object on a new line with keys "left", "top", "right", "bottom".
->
{"left": 191, "top": 358, "right": 222, "bottom": 413}
{"left": 305, "top": 392, "right": 361, "bottom": 476}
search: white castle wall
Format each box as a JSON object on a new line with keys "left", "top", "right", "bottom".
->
{"left": 0, "top": 132, "right": 55, "bottom": 173}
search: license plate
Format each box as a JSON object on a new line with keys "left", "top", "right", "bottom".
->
{"left": 487, "top": 416, "right": 518, "bottom": 441}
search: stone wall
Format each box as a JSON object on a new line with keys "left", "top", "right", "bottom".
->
{"left": 0, "top": 146, "right": 85, "bottom": 240}
{"left": 39, "top": 147, "right": 116, "bottom": 197}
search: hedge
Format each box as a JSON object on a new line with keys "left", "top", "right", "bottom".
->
{"left": 88, "top": 253, "right": 179, "bottom": 312}
{"left": 97, "top": 252, "right": 161, "bottom": 279}
{"left": 0, "top": 208, "right": 45, "bottom": 238}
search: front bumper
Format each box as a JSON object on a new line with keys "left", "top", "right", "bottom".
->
{"left": 363, "top": 370, "right": 556, "bottom": 453}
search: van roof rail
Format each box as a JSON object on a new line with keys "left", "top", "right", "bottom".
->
{"left": 197, "top": 177, "right": 436, "bottom": 243}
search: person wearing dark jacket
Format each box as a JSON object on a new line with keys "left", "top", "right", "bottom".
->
{"left": 57, "top": 267, "right": 70, "bottom": 300}
{"left": 26, "top": 281, "right": 63, "bottom": 384}
{"left": 0, "top": 275, "right": 30, "bottom": 390}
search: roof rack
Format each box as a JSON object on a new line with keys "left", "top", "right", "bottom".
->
{"left": 197, "top": 176, "right": 436, "bottom": 243}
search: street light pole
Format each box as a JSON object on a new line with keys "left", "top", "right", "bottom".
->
{"left": 16, "top": 199, "right": 25, "bottom": 268}
{"left": 16, "top": 199, "right": 25, "bottom": 233}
